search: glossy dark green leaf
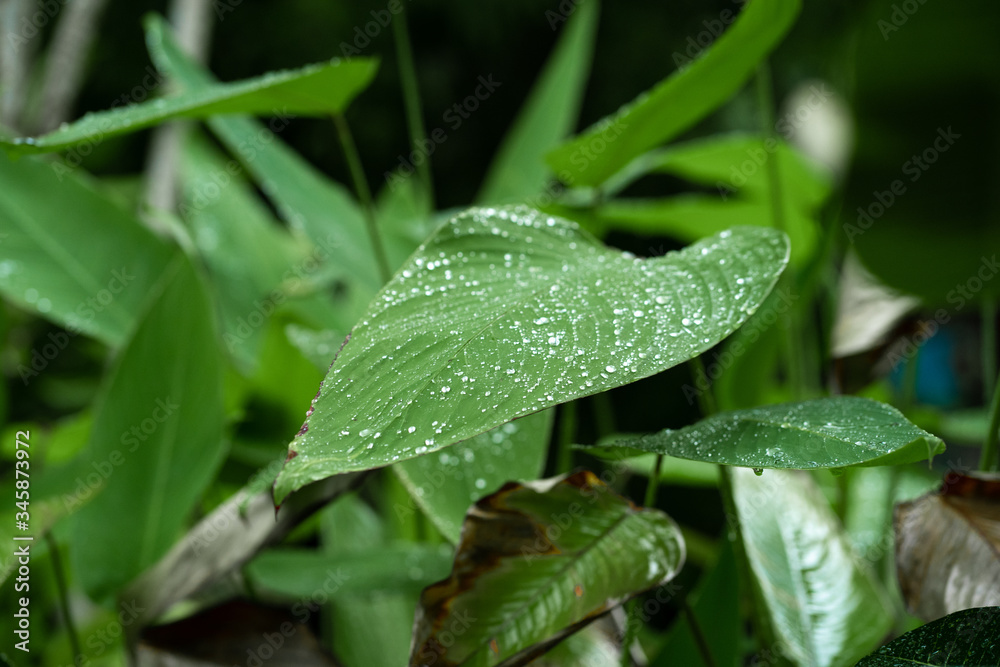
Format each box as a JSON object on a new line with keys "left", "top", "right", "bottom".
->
{"left": 1, "top": 36, "right": 377, "bottom": 155}
{"left": 732, "top": 468, "right": 893, "bottom": 667}
{"left": 855, "top": 607, "right": 1000, "bottom": 667}
{"left": 477, "top": 0, "right": 599, "bottom": 204}
{"left": 619, "top": 397, "right": 944, "bottom": 470}
{"left": 410, "top": 471, "right": 685, "bottom": 667}
{"left": 69, "top": 256, "right": 225, "bottom": 600}
{"left": 546, "top": 0, "right": 801, "bottom": 187}
{"left": 145, "top": 14, "right": 382, "bottom": 296}
{"left": 394, "top": 410, "right": 554, "bottom": 543}
{"left": 274, "top": 206, "right": 788, "bottom": 502}
{"left": 0, "top": 152, "right": 174, "bottom": 346}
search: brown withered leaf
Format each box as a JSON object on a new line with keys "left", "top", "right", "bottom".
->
{"left": 895, "top": 471, "right": 1000, "bottom": 621}
{"left": 409, "top": 470, "right": 685, "bottom": 667}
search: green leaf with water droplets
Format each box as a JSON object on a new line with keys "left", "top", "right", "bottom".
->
{"left": 732, "top": 468, "right": 894, "bottom": 667}
{"left": 615, "top": 397, "right": 944, "bottom": 470}
{"left": 410, "top": 471, "right": 685, "bottom": 667}
{"left": 0, "top": 25, "right": 377, "bottom": 155}
{"left": 273, "top": 206, "right": 788, "bottom": 502}
{"left": 854, "top": 607, "right": 1000, "bottom": 667}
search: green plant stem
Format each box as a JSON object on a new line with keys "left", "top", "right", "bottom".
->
{"left": 620, "top": 600, "right": 639, "bottom": 667}
{"left": 556, "top": 400, "right": 577, "bottom": 473}
{"left": 46, "top": 533, "right": 82, "bottom": 659}
{"left": 333, "top": 112, "right": 392, "bottom": 284}
{"left": 682, "top": 598, "right": 718, "bottom": 667}
{"left": 980, "top": 365, "right": 1000, "bottom": 471}
{"left": 392, "top": 4, "right": 434, "bottom": 208}
{"left": 644, "top": 454, "right": 663, "bottom": 507}
{"left": 755, "top": 61, "right": 807, "bottom": 400}
{"left": 689, "top": 356, "right": 717, "bottom": 417}
{"left": 983, "top": 298, "right": 997, "bottom": 403}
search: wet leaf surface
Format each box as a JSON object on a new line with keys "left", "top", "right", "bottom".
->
{"left": 275, "top": 206, "right": 788, "bottom": 501}
{"left": 895, "top": 473, "right": 1000, "bottom": 621}
{"left": 732, "top": 468, "right": 894, "bottom": 667}
{"left": 410, "top": 471, "right": 685, "bottom": 667}
{"left": 617, "top": 396, "right": 944, "bottom": 470}
{"left": 855, "top": 606, "right": 1000, "bottom": 666}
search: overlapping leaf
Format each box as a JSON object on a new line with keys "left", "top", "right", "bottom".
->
{"left": 546, "top": 0, "right": 801, "bottom": 186}
{"left": 617, "top": 397, "right": 944, "bottom": 470}
{"left": 394, "top": 410, "right": 554, "bottom": 543}
{"left": 0, "top": 152, "right": 174, "bottom": 346}
{"left": 410, "top": 471, "right": 685, "bottom": 666}
{"left": 274, "top": 206, "right": 789, "bottom": 501}
{"left": 0, "top": 34, "right": 377, "bottom": 155}
{"left": 732, "top": 468, "right": 893, "bottom": 667}
{"left": 69, "top": 257, "right": 225, "bottom": 600}
{"left": 145, "top": 14, "right": 382, "bottom": 295}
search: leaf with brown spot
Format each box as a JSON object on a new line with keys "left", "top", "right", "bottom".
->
{"left": 409, "top": 471, "right": 685, "bottom": 667}
{"left": 895, "top": 472, "right": 1000, "bottom": 621}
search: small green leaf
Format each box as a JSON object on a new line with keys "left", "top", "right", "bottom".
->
{"left": 146, "top": 14, "right": 382, "bottom": 296}
{"left": 1, "top": 28, "right": 378, "bottom": 155}
{"left": 855, "top": 607, "right": 1000, "bottom": 667}
{"left": 245, "top": 543, "right": 454, "bottom": 598}
{"left": 394, "top": 410, "right": 554, "bottom": 543}
{"left": 178, "top": 134, "right": 308, "bottom": 371}
{"left": 410, "top": 471, "right": 685, "bottom": 667}
{"left": 477, "top": 0, "right": 599, "bottom": 204}
{"left": 619, "top": 397, "right": 944, "bottom": 470}
{"left": 274, "top": 206, "right": 788, "bottom": 502}
{"left": 0, "top": 153, "right": 174, "bottom": 346}
{"left": 546, "top": 0, "right": 801, "bottom": 187}
{"left": 69, "top": 256, "right": 226, "bottom": 600}
{"left": 733, "top": 468, "right": 893, "bottom": 667}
